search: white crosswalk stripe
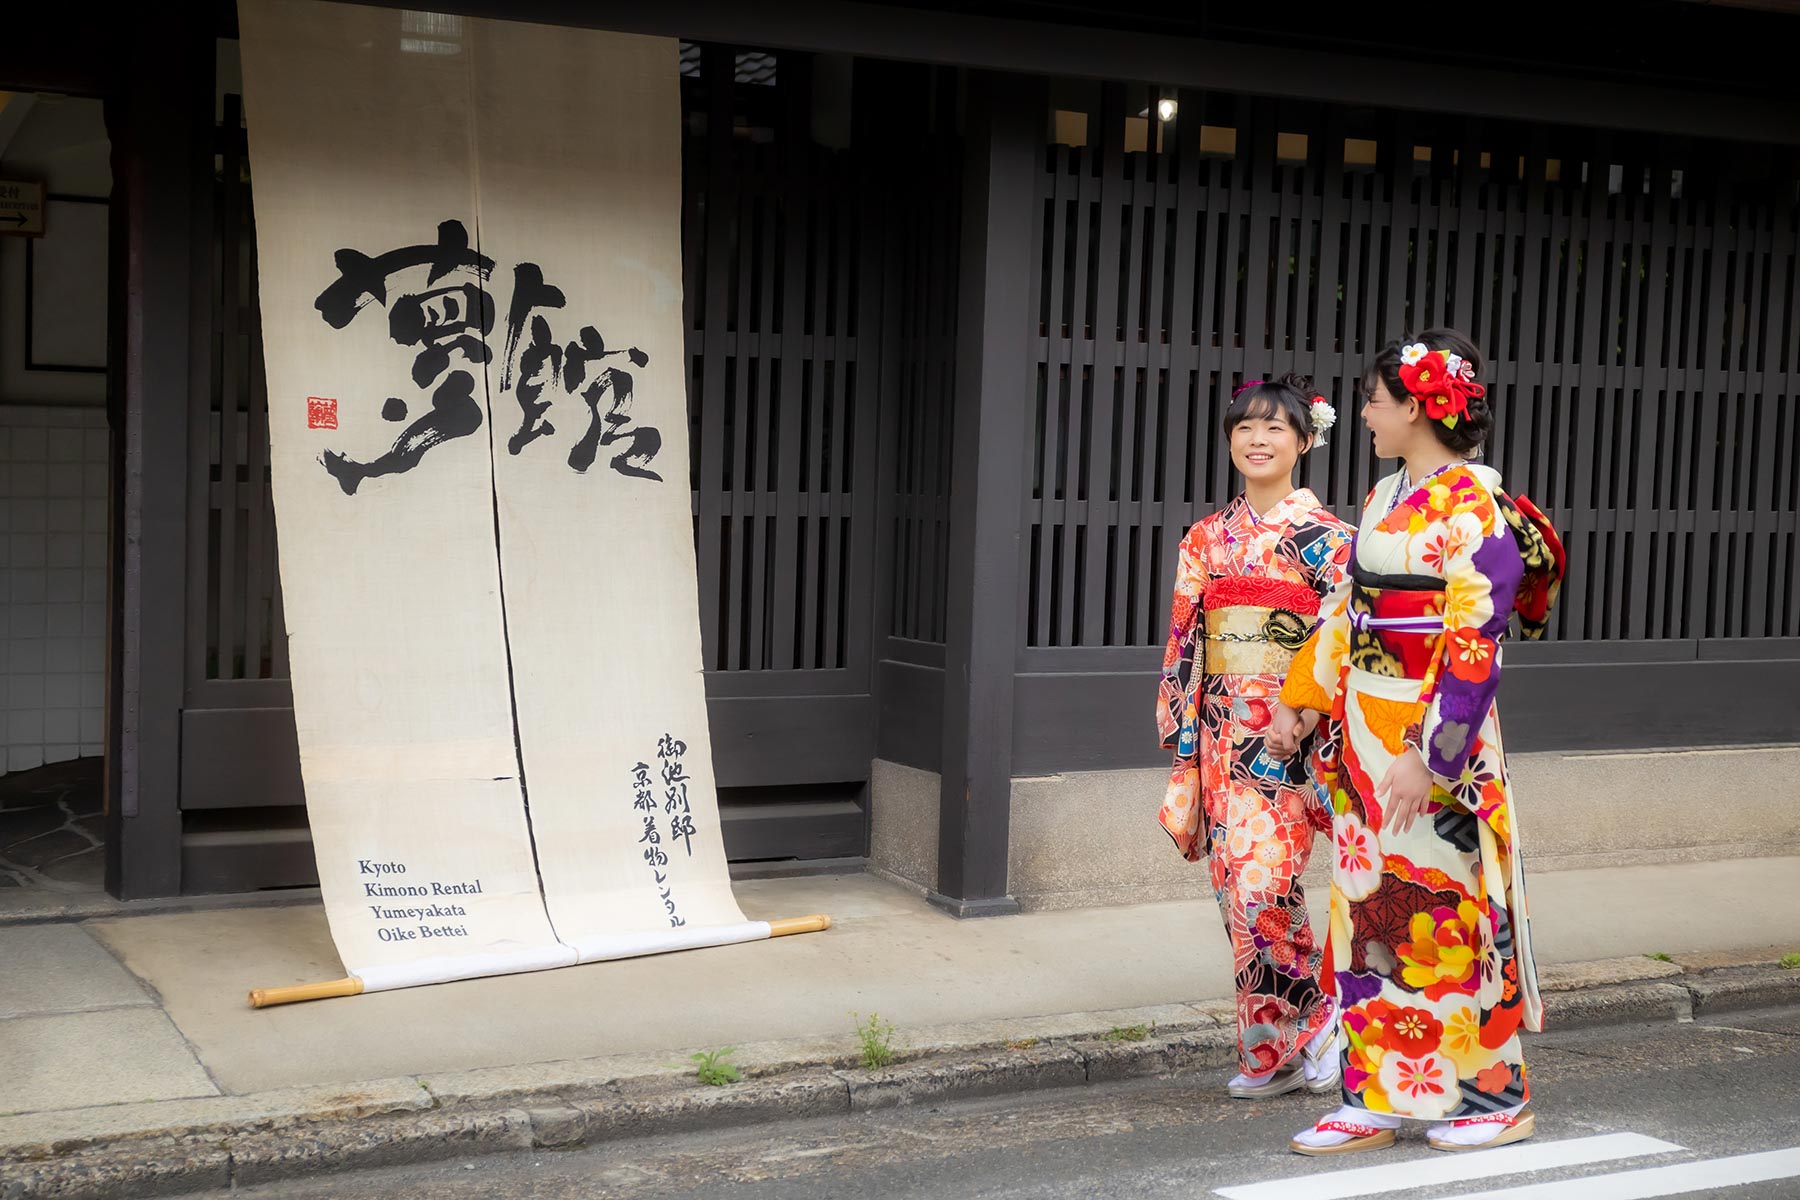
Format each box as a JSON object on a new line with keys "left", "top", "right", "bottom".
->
{"left": 1452, "top": 1145, "right": 1800, "bottom": 1199}
{"left": 1212, "top": 1133, "right": 1684, "bottom": 1200}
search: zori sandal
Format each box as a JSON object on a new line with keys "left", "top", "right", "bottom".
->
{"left": 1289, "top": 1116, "right": 1399, "bottom": 1156}
{"left": 1229, "top": 1062, "right": 1306, "bottom": 1099}
{"left": 1427, "top": 1109, "right": 1535, "bottom": 1152}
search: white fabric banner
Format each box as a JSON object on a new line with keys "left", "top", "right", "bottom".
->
{"left": 467, "top": 31, "right": 751, "bottom": 949}
{"left": 238, "top": 0, "right": 759, "bottom": 992}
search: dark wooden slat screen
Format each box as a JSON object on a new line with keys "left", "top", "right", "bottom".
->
{"left": 192, "top": 96, "right": 284, "bottom": 689}
{"left": 682, "top": 48, "right": 876, "bottom": 674}
{"left": 1024, "top": 92, "right": 1800, "bottom": 652}
{"left": 883, "top": 115, "right": 960, "bottom": 649}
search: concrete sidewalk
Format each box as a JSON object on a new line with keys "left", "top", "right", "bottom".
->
{"left": 4, "top": 856, "right": 1800, "bottom": 1198}
{"left": 3, "top": 855, "right": 1798, "bottom": 1120}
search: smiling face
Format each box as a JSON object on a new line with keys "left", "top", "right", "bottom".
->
{"left": 1228, "top": 402, "right": 1308, "bottom": 488}
{"left": 1360, "top": 375, "right": 1423, "bottom": 460}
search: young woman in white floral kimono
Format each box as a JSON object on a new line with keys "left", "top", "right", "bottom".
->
{"left": 1269, "top": 330, "right": 1565, "bottom": 1156}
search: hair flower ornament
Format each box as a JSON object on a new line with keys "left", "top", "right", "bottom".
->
{"left": 1397, "top": 342, "right": 1485, "bottom": 429}
{"left": 1309, "top": 397, "right": 1336, "bottom": 448}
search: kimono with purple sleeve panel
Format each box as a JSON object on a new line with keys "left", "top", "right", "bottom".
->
{"left": 1281, "top": 463, "right": 1565, "bottom": 1121}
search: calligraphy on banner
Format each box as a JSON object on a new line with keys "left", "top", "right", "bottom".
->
{"left": 308, "top": 219, "right": 664, "bottom": 495}
{"left": 631, "top": 730, "right": 700, "bottom": 929}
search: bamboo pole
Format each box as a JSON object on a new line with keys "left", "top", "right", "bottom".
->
{"left": 247, "top": 915, "right": 832, "bottom": 1008}
{"left": 248, "top": 977, "right": 364, "bottom": 1008}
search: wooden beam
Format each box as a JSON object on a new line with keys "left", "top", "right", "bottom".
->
{"left": 344, "top": 0, "right": 1800, "bottom": 147}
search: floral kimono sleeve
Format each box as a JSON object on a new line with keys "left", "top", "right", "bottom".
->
{"left": 1280, "top": 508, "right": 1355, "bottom": 717}
{"left": 1416, "top": 508, "right": 1523, "bottom": 783}
{"left": 1156, "top": 524, "right": 1208, "bottom": 751}
{"left": 1279, "top": 569, "right": 1350, "bottom": 716}
{"left": 1302, "top": 523, "right": 1353, "bottom": 602}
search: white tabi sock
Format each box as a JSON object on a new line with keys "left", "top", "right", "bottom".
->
{"left": 1291, "top": 1105, "right": 1403, "bottom": 1150}
{"left": 1426, "top": 1104, "right": 1526, "bottom": 1147}
{"left": 1300, "top": 1018, "right": 1339, "bottom": 1085}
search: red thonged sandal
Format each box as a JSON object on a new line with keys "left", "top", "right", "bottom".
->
{"left": 1289, "top": 1116, "right": 1399, "bottom": 1156}
{"left": 1427, "top": 1108, "right": 1535, "bottom": 1152}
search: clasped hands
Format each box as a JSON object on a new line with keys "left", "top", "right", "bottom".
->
{"left": 1267, "top": 701, "right": 1435, "bottom": 834}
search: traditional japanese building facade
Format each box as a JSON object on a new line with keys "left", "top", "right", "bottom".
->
{"left": 5, "top": 2, "right": 1799, "bottom": 906}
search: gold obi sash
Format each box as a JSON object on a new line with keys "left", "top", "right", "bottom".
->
{"left": 1200, "top": 575, "right": 1320, "bottom": 678}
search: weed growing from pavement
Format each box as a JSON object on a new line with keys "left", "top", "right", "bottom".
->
{"left": 1780, "top": 953, "right": 1800, "bottom": 970}
{"left": 852, "top": 1012, "right": 897, "bottom": 1069}
{"left": 1104, "top": 1024, "right": 1152, "bottom": 1042}
{"left": 1646, "top": 952, "right": 1674, "bottom": 963}
{"left": 692, "top": 1048, "right": 742, "bottom": 1086}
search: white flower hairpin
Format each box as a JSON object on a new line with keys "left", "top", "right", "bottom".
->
{"left": 1309, "top": 397, "right": 1337, "bottom": 449}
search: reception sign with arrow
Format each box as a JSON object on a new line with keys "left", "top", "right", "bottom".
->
{"left": 0, "top": 179, "right": 45, "bottom": 235}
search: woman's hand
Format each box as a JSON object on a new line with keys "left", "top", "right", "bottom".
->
{"left": 1265, "top": 703, "right": 1318, "bottom": 759}
{"left": 1376, "top": 747, "right": 1434, "bottom": 833}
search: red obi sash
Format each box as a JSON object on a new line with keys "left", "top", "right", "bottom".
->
{"left": 1203, "top": 574, "right": 1321, "bottom": 618}
{"left": 1350, "top": 578, "right": 1445, "bottom": 680}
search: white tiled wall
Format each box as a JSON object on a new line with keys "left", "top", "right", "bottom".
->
{"left": 1, "top": 405, "right": 109, "bottom": 774}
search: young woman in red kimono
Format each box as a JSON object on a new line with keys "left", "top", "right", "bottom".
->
{"left": 1269, "top": 330, "right": 1565, "bottom": 1156}
{"left": 1157, "top": 374, "right": 1354, "bottom": 1100}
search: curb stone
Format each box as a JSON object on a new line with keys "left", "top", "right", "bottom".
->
{"left": 837, "top": 1045, "right": 1087, "bottom": 1112}
{"left": 523, "top": 1106, "right": 586, "bottom": 1149}
{"left": 0, "top": 1145, "right": 231, "bottom": 1200}
{"left": 1542, "top": 980, "right": 1695, "bottom": 1026}
{"left": 227, "top": 1110, "right": 534, "bottom": 1188}
{"left": 1683, "top": 964, "right": 1800, "bottom": 1016}
{"left": 3, "top": 959, "right": 1796, "bottom": 1200}
{"left": 568, "top": 1069, "right": 850, "bottom": 1142}
{"left": 1075, "top": 1026, "right": 1238, "bottom": 1084}
{"left": 1537, "top": 955, "right": 1685, "bottom": 991}
{"left": 0, "top": 1082, "right": 437, "bottom": 1162}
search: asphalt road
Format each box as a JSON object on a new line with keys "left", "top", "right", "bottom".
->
{"left": 194, "top": 1004, "right": 1800, "bottom": 1199}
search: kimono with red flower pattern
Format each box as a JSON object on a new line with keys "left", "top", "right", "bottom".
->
{"left": 1157, "top": 489, "right": 1353, "bottom": 1077}
{"left": 1280, "top": 464, "right": 1565, "bottom": 1120}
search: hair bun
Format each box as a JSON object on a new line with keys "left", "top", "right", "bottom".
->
{"left": 1276, "top": 371, "right": 1315, "bottom": 396}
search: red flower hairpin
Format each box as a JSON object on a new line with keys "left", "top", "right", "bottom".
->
{"left": 1397, "top": 344, "right": 1484, "bottom": 428}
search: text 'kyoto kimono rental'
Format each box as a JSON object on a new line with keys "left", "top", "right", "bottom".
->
{"left": 1159, "top": 489, "right": 1354, "bottom": 1076}
{"left": 1280, "top": 463, "right": 1565, "bottom": 1120}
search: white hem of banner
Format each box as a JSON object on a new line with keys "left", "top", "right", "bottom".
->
{"left": 570, "top": 919, "right": 771, "bottom": 963}
{"left": 353, "top": 945, "right": 579, "bottom": 993}
{"left": 350, "top": 921, "right": 772, "bottom": 991}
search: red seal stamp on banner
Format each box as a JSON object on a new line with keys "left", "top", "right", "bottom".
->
{"left": 306, "top": 397, "right": 338, "bottom": 430}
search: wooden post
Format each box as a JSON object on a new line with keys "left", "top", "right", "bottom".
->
{"left": 102, "top": 14, "right": 212, "bottom": 899}
{"left": 930, "top": 73, "right": 1042, "bottom": 918}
